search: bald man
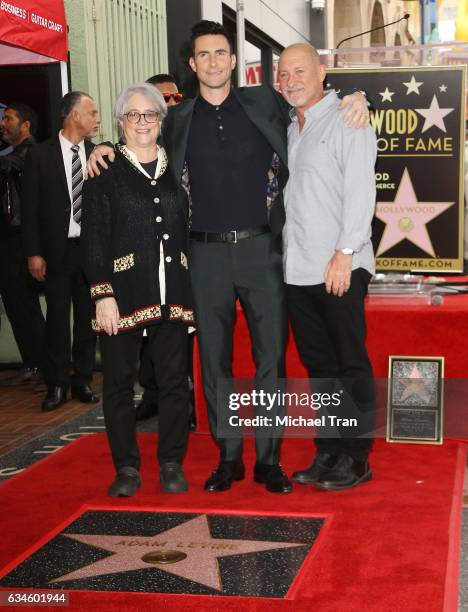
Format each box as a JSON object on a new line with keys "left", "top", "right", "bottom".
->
{"left": 278, "top": 44, "right": 377, "bottom": 491}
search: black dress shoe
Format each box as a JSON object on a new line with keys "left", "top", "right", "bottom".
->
{"left": 204, "top": 460, "right": 245, "bottom": 492}
{"left": 108, "top": 466, "right": 141, "bottom": 497}
{"left": 135, "top": 400, "right": 158, "bottom": 421}
{"left": 292, "top": 452, "right": 340, "bottom": 484}
{"left": 42, "top": 386, "right": 68, "bottom": 412}
{"left": 160, "top": 463, "right": 188, "bottom": 493}
{"left": 71, "top": 384, "right": 100, "bottom": 403}
{"left": 254, "top": 463, "right": 293, "bottom": 494}
{"left": 314, "top": 455, "right": 372, "bottom": 491}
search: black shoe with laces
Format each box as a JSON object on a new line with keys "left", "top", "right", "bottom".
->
{"left": 254, "top": 463, "right": 293, "bottom": 493}
{"left": 204, "top": 460, "right": 245, "bottom": 492}
{"left": 314, "top": 455, "right": 372, "bottom": 491}
{"left": 291, "top": 452, "right": 340, "bottom": 484}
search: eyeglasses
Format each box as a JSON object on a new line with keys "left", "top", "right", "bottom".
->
{"left": 162, "top": 92, "right": 183, "bottom": 103}
{"left": 124, "top": 110, "right": 160, "bottom": 124}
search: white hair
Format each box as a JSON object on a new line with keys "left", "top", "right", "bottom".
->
{"left": 113, "top": 82, "right": 168, "bottom": 121}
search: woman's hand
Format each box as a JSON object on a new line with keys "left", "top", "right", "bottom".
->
{"left": 96, "top": 297, "right": 120, "bottom": 335}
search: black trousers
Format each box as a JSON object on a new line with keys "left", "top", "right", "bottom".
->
{"left": 100, "top": 321, "right": 190, "bottom": 471}
{"left": 287, "top": 268, "right": 375, "bottom": 461}
{"left": 138, "top": 336, "right": 158, "bottom": 405}
{"left": 189, "top": 233, "right": 288, "bottom": 465}
{"left": 43, "top": 239, "right": 95, "bottom": 387}
{"left": 0, "top": 229, "right": 45, "bottom": 369}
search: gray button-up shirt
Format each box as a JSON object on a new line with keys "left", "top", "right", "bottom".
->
{"left": 283, "top": 90, "right": 377, "bottom": 286}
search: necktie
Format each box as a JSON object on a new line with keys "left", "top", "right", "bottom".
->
{"left": 71, "top": 144, "right": 83, "bottom": 223}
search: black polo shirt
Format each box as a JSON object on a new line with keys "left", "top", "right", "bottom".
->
{"left": 185, "top": 89, "right": 273, "bottom": 232}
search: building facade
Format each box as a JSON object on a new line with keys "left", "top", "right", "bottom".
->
{"left": 65, "top": 0, "right": 168, "bottom": 143}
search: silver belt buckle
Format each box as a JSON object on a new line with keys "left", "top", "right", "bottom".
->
{"left": 228, "top": 230, "right": 237, "bottom": 243}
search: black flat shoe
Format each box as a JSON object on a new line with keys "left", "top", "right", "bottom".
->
{"left": 71, "top": 384, "right": 100, "bottom": 403}
{"left": 160, "top": 463, "right": 188, "bottom": 493}
{"left": 314, "top": 455, "right": 372, "bottom": 491}
{"left": 292, "top": 452, "right": 340, "bottom": 484}
{"left": 204, "top": 460, "right": 245, "bottom": 492}
{"left": 254, "top": 463, "right": 293, "bottom": 494}
{"left": 42, "top": 386, "right": 68, "bottom": 412}
{"left": 108, "top": 466, "right": 141, "bottom": 497}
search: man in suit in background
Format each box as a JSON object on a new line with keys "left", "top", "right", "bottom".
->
{"left": 0, "top": 103, "right": 45, "bottom": 385}
{"left": 22, "top": 92, "right": 101, "bottom": 412}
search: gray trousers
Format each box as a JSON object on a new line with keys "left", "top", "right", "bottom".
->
{"left": 189, "top": 233, "right": 287, "bottom": 465}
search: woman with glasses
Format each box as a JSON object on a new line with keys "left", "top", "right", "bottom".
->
{"left": 81, "top": 83, "right": 193, "bottom": 498}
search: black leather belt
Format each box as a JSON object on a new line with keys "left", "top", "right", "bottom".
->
{"left": 190, "top": 225, "right": 270, "bottom": 244}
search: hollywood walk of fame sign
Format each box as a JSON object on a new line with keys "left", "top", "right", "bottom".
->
{"left": 0, "top": 510, "right": 324, "bottom": 598}
{"left": 386, "top": 356, "right": 444, "bottom": 444}
{"left": 326, "top": 66, "right": 466, "bottom": 272}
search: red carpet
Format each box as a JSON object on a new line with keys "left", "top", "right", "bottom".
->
{"left": 0, "top": 433, "right": 465, "bottom": 611}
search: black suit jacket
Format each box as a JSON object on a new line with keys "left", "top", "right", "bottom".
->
{"left": 163, "top": 85, "right": 290, "bottom": 251}
{"left": 21, "top": 135, "right": 94, "bottom": 268}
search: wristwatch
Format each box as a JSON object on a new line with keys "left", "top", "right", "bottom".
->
{"left": 340, "top": 248, "right": 354, "bottom": 255}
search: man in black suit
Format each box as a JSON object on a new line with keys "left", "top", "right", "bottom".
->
{"left": 21, "top": 92, "right": 101, "bottom": 412}
{"left": 0, "top": 103, "right": 45, "bottom": 385}
{"left": 88, "top": 21, "right": 369, "bottom": 493}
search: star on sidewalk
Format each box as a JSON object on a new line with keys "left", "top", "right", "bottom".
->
{"left": 415, "top": 95, "right": 454, "bottom": 133}
{"left": 375, "top": 168, "right": 454, "bottom": 257}
{"left": 379, "top": 87, "right": 395, "bottom": 103}
{"left": 403, "top": 75, "right": 423, "bottom": 95}
{"left": 50, "top": 515, "right": 304, "bottom": 591}
{"left": 399, "top": 365, "right": 431, "bottom": 403}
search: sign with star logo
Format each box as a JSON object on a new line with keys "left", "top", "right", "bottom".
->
{"left": 0, "top": 510, "right": 324, "bottom": 598}
{"left": 327, "top": 66, "right": 466, "bottom": 272}
{"left": 386, "top": 356, "right": 444, "bottom": 444}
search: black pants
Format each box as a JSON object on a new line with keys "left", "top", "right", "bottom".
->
{"left": 287, "top": 268, "right": 375, "bottom": 461}
{"left": 138, "top": 336, "right": 158, "bottom": 405}
{"left": 0, "top": 229, "right": 45, "bottom": 369}
{"left": 43, "top": 239, "right": 95, "bottom": 387}
{"left": 100, "top": 321, "right": 190, "bottom": 471}
{"left": 189, "top": 233, "right": 288, "bottom": 465}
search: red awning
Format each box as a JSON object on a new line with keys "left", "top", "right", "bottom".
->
{"left": 0, "top": 0, "right": 68, "bottom": 63}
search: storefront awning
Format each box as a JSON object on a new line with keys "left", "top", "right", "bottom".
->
{"left": 0, "top": 0, "right": 68, "bottom": 64}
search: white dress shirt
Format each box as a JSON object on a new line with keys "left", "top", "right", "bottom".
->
{"left": 58, "top": 130, "right": 85, "bottom": 238}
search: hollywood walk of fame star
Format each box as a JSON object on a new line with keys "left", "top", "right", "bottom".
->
{"left": 399, "top": 365, "right": 432, "bottom": 403}
{"left": 379, "top": 87, "right": 395, "bottom": 103}
{"left": 415, "top": 95, "right": 454, "bottom": 133}
{"left": 50, "top": 515, "right": 305, "bottom": 591}
{"left": 403, "top": 75, "right": 423, "bottom": 95}
{"left": 375, "top": 168, "right": 454, "bottom": 257}
{"left": 439, "top": 84, "right": 447, "bottom": 93}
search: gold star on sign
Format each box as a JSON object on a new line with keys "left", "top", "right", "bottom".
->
{"left": 379, "top": 88, "right": 394, "bottom": 103}
{"left": 403, "top": 75, "right": 423, "bottom": 95}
